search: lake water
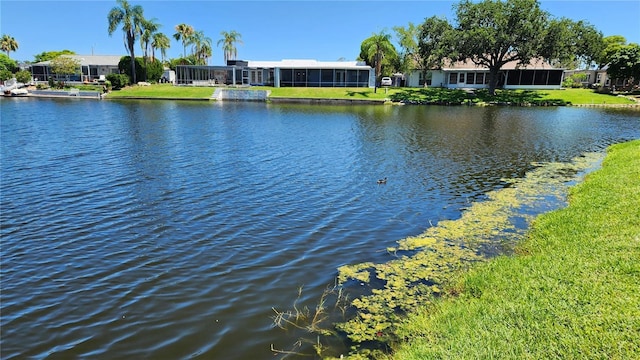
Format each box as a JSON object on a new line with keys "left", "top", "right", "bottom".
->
{"left": 1, "top": 98, "right": 638, "bottom": 359}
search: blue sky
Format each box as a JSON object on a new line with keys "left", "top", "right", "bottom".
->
{"left": 1, "top": 0, "right": 639, "bottom": 65}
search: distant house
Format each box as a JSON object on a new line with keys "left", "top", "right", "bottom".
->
{"left": 564, "top": 67, "right": 629, "bottom": 89}
{"left": 176, "top": 59, "right": 375, "bottom": 88}
{"left": 405, "top": 58, "right": 564, "bottom": 90}
{"left": 30, "top": 55, "right": 121, "bottom": 83}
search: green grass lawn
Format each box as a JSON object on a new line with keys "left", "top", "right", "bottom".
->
{"left": 538, "top": 88, "right": 636, "bottom": 105}
{"left": 253, "top": 86, "right": 401, "bottom": 101}
{"left": 394, "top": 139, "right": 640, "bottom": 360}
{"left": 104, "top": 84, "right": 636, "bottom": 105}
{"left": 105, "top": 84, "right": 215, "bottom": 99}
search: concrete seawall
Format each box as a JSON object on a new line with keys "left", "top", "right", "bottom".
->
{"left": 212, "top": 88, "right": 270, "bottom": 101}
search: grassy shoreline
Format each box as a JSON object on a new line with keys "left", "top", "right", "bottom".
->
{"left": 394, "top": 139, "right": 640, "bottom": 359}
{"left": 103, "top": 84, "right": 638, "bottom": 106}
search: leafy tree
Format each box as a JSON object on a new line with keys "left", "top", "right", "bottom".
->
{"left": 0, "top": 53, "right": 18, "bottom": 73}
{"left": 393, "top": 23, "right": 421, "bottom": 74}
{"left": 33, "top": 50, "right": 76, "bottom": 63}
{"left": 108, "top": 0, "right": 144, "bottom": 84}
{"left": 418, "top": 16, "right": 456, "bottom": 74}
{"left": 596, "top": 35, "right": 627, "bottom": 69}
{"left": 359, "top": 30, "right": 398, "bottom": 84}
{"left": 1, "top": 34, "right": 19, "bottom": 58}
{"left": 0, "top": 69, "right": 13, "bottom": 82}
{"left": 15, "top": 69, "right": 32, "bottom": 84}
{"left": 607, "top": 43, "right": 640, "bottom": 87}
{"left": 453, "top": 0, "right": 551, "bottom": 95}
{"left": 543, "top": 19, "right": 603, "bottom": 69}
{"left": 174, "top": 23, "right": 194, "bottom": 58}
{"left": 50, "top": 56, "right": 81, "bottom": 84}
{"left": 217, "top": 30, "right": 243, "bottom": 64}
{"left": 152, "top": 32, "right": 171, "bottom": 64}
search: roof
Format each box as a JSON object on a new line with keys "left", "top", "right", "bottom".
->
{"left": 33, "top": 55, "right": 122, "bottom": 66}
{"left": 442, "top": 57, "right": 560, "bottom": 71}
{"left": 246, "top": 59, "right": 371, "bottom": 69}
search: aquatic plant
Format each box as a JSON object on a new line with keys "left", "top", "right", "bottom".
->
{"left": 273, "top": 152, "right": 603, "bottom": 358}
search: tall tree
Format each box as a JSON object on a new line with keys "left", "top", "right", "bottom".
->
{"left": 217, "top": 30, "right": 243, "bottom": 64}
{"left": 359, "top": 31, "right": 398, "bottom": 83}
{"left": 454, "top": 0, "right": 554, "bottom": 95}
{"left": 418, "top": 16, "right": 456, "bottom": 74}
{"left": 139, "top": 17, "right": 159, "bottom": 80}
{"left": 543, "top": 18, "right": 603, "bottom": 69}
{"left": 393, "top": 22, "right": 421, "bottom": 74}
{"left": 596, "top": 35, "right": 627, "bottom": 69}
{"left": 190, "top": 30, "right": 212, "bottom": 65}
{"left": 108, "top": 0, "right": 144, "bottom": 84}
{"left": 139, "top": 17, "right": 159, "bottom": 60}
{"left": 607, "top": 43, "right": 640, "bottom": 87}
{"left": 1, "top": 34, "right": 19, "bottom": 58}
{"left": 152, "top": 32, "right": 171, "bottom": 64}
{"left": 174, "top": 23, "right": 194, "bottom": 58}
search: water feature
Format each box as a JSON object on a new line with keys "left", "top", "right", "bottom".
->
{"left": 1, "top": 98, "right": 638, "bottom": 359}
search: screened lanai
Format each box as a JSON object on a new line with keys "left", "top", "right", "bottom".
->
{"left": 175, "top": 59, "right": 375, "bottom": 88}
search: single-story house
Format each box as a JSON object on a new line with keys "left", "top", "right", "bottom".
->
{"left": 563, "top": 67, "right": 629, "bottom": 89}
{"left": 30, "top": 55, "right": 121, "bottom": 83}
{"left": 405, "top": 58, "right": 564, "bottom": 90}
{"left": 176, "top": 59, "right": 375, "bottom": 88}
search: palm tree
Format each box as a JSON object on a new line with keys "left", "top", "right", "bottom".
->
{"left": 139, "top": 17, "right": 159, "bottom": 60}
{"left": 359, "top": 31, "right": 397, "bottom": 85}
{"left": 190, "top": 30, "right": 212, "bottom": 65}
{"left": 217, "top": 30, "right": 243, "bottom": 64}
{"left": 152, "top": 32, "right": 171, "bottom": 64}
{"left": 1, "top": 34, "right": 19, "bottom": 58}
{"left": 138, "top": 17, "right": 159, "bottom": 80}
{"left": 173, "top": 23, "right": 194, "bottom": 58}
{"left": 108, "top": 0, "right": 144, "bottom": 83}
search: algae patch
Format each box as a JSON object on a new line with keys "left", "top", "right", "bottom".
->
{"left": 336, "top": 152, "right": 603, "bottom": 345}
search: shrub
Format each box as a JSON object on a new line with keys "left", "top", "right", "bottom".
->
{"left": 106, "top": 73, "right": 130, "bottom": 90}
{"left": 118, "top": 56, "right": 163, "bottom": 83}
{"left": 15, "top": 70, "right": 32, "bottom": 84}
{"left": 562, "top": 73, "right": 587, "bottom": 88}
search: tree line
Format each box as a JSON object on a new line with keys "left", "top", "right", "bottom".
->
{"left": 107, "top": 0, "right": 242, "bottom": 83}
{"left": 358, "top": 0, "right": 639, "bottom": 94}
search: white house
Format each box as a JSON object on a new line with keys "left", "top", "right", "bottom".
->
{"left": 406, "top": 58, "right": 564, "bottom": 90}
{"left": 176, "top": 59, "right": 376, "bottom": 88}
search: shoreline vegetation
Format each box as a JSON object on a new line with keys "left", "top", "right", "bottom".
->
{"left": 271, "top": 140, "right": 640, "bottom": 359}
{"left": 392, "top": 139, "right": 640, "bottom": 360}
{"left": 94, "top": 84, "right": 640, "bottom": 106}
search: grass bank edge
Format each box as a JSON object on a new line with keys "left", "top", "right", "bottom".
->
{"left": 104, "top": 85, "right": 636, "bottom": 105}
{"left": 393, "top": 139, "right": 640, "bottom": 360}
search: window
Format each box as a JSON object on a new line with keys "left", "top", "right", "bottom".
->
{"left": 459, "top": 73, "right": 465, "bottom": 83}
{"left": 449, "top": 72, "right": 458, "bottom": 84}
{"left": 466, "top": 73, "right": 475, "bottom": 84}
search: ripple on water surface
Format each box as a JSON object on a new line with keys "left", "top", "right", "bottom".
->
{"left": 1, "top": 100, "right": 639, "bottom": 359}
